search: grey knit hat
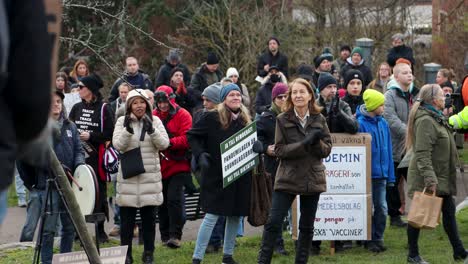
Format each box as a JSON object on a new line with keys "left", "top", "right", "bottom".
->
{"left": 202, "top": 82, "right": 222, "bottom": 104}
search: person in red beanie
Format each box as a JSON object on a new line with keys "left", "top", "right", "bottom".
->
{"left": 153, "top": 85, "right": 193, "bottom": 248}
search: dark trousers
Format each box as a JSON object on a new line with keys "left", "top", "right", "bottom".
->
{"left": 120, "top": 206, "right": 156, "bottom": 258}
{"left": 260, "top": 191, "right": 320, "bottom": 263}
{"left": 407, "top": 196, "right": 465, "bottom": 257}
{"left": 158, "top": 173, "right": 186, "bottom": 240}
{"left": 386, "top": 162, "right": 407, "bottom": 218}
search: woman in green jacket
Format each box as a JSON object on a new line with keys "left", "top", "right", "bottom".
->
{"left": 406, "top": 84, "right": 467, "bottom": 264}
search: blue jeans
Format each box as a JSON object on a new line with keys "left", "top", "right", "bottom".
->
{"left": 41, "top": 190, "right": 75, "bottom": 264}
{"left": 372, "top": 178, "right": 388, "bottom": 241}
{"left": 193, "top": 213, "right": 241, "bottom": 260}
{"left": 20, "top": 189, "right": 44, "bottom": 241}
{"left": 15, "top": 166, "right": 27, "bottom": 205}
{"left": 0, "top": 188, "right": 7, "bottom": 225}
{"left": 208, "top": 216, "right": 225, "bottom": 247}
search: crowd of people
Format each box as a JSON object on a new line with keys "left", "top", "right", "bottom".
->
{"left": 11, "top": 33, "right": 468, "bottom": 264}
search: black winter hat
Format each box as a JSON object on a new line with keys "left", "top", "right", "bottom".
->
{"left": 314, "top": 49, "right": 334, "bottom": 68}
{"left": 343, "top": 69, "right": 364, "bottom": 88}
{"left": 268, "top": 36, "right": 280, "bottom": 46}
{"left": 206, "top": 52, "right": 219, "bottom": 65}
{"left": 296, "top": 64, "right": 314, "bottom": 81}
{"left": 340, "top": 45, "right": 351, "bottom": 52}
{"left": 318, "top": 72, "right": 337, "bottom": 91}
{"left": 440, "top": 80, "right": 454, "bottom": 91}
{"left": 80, "top": 74, "right": 104, "bottom": 94}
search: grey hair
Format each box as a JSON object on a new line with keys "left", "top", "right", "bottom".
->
{"left": 392, "top": 33, "right": 405, "bottom": 41}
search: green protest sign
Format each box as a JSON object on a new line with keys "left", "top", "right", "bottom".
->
{"left": 220, "top": 121, "right": 259, "bottom": 188}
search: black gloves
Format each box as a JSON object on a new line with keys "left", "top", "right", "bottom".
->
{"left": 252, "top": 140, "right": 264, "bottom": 153}
{"left": 198, "top": 152, "right": 211, "bottom": 170}
{"left": 143, "top": 114, "right": 155, "bottom": 135}
{"left": 303, "top": 127, "right": 324, "bottom": 145}
{"left": 124, "top": 115, "right": 134, "bottom": 134}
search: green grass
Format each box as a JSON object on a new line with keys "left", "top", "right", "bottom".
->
{"left": 1, "top": 209, "right": 467, "bottom": 263}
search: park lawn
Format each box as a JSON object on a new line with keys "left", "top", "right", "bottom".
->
{"left": 1, "top": 208, "right": 467, "bottom": 264}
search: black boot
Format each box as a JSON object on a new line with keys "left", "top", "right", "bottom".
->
{"left": 295, "top": 231, "right": 312, "bottom": 264}
{"left": 258, "top": 230, "right": 276, "bottom": 264}
{"left": 142, "top": 251, "right": 154, "bottom": 264}
{"left": 274, "top": 240, "right": 289, "bottom": 256}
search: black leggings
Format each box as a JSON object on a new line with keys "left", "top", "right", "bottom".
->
{"left": 120, "top": 206, "right": 156, "bottom": 257}
{"left": 407, "top": 196, "right": 465, "bottom": 257}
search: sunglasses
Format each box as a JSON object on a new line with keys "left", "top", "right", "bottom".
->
{"left": 276, "top": 95, "right": 287, "bottom": 100}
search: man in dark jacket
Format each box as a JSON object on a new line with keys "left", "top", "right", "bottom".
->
{"left": 257, "top": 37, "right": 289, "bottom": 78}
{"left": 20, "top": 90, "right": 85, "bottom": 264}
{"left": 154, "top": 49, "right": 191, "bottom": 88}
{"left": 386, "top": 33, "right": 415, "bottom": 68}
{"left": 312, "top": 48, "right": 334, "bottom": 88}
{"left": 189, "top": 52, "right": 223, "bottom": 109}
{"left": 340, "top": 47, "right": 373, "bottom": 86}
{"left": 255, "top": 66, "right": 287, "bottom": 115}
{"left": 108, "top": 57, "right": 153, "bottom": 102}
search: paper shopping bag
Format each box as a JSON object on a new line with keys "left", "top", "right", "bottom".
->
{"left": 407, "top": 188, "right": 442, "bottom": 229}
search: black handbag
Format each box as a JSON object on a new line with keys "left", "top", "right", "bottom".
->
{"left": 120, "top": 127, "right": 146, "bottom": 179}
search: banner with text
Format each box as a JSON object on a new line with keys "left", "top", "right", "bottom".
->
{"left": 293, "top": 133, "right": 372, "bottom": 241}
{"left": 52, "top": 246, "right": 128, "bottom": 264}
{"left": 220, "top": 121, "right": 259, "bottom": 188}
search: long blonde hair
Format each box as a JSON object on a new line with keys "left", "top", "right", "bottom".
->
{"left": 405, "top": 84, "right": 442, "bottom": 150}
{"left": 217, "top": 103, "right": 251, "bottom": 130}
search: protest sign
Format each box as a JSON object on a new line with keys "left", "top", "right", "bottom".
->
{"left": 293, "top": 133, "right": 372, "bottom": 241}
{"left": 220, "top": 121, "right": 258, "bottom": 188}
{"left": 52, "top": 246, "right": 128, "bottom": 264}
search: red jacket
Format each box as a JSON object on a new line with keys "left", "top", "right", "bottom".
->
{"left": 153, "top": 106, "right": 192, "bottom": 179}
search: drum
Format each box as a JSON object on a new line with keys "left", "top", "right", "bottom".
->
{"left": 72, "top": 164, "right": 100, "bottom": 216}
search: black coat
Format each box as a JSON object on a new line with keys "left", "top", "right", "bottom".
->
{"left": 187, "top": 111, "right": 252, "bottom": 216}
{"left": 108, "top": 70, "right": 153, "bottom": 102}
{"left": 342, "top": 93, "right": 364, "bottom": 114}
{"left": 255, "top": 81, "right": 275, "bottom": 114}
{"left": 386, "top": 45, "right": 415, "bottom": 68}
{"left": 257, "top": 109, "right": 279, "bottom": 177}
{"left": 257, "top": 50, "right": 289, "bottom": 78}
{"left": 154, "top": 60, "right": 191, "bottom": 88}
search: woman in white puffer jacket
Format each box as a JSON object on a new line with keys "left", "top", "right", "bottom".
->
{"left": 113, "top": 89, "right": 169, "bottom": 264}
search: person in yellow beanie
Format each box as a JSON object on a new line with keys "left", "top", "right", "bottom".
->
{"left": 356, "top": 89, "right": 395, "bottom": 253}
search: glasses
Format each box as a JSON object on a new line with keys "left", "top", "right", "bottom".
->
{"left": 276, "top": 95, "right": 287, "bottom": 100}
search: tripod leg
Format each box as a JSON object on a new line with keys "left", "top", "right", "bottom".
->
{"left": 32, "top": 180, "right": 53, "bottom": 264}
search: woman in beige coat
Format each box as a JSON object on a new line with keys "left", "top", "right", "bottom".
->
{"left": 113, "top": 89, "right": 169, "bottom": 264}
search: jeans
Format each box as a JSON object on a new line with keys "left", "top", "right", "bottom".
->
{"left": 120, "top": 206, "right": 156, "bottom": 258}
{"left": 387, "top": 162, "right": 407, "bottom": 218}
{"left": 20, "top": 188, "right": 45, "bottom": 241}
{"left": 158, "top": 173, "right": 186, "bottom": 240}
{"left": 208, "top": 216, "right": 225, "bottom": 247}
{"left": 112, "top": 181, "right": 120, "bottom": 226}
{"left": 41, "top": 190, "right": 75, "bottom": 264}
{"left": 408, "top": 196, "right": 465, "bottom": 257}
{"left": 0, "top": 188, "right": 7, "bottom": 226}
{"left": 15, "top": 166, "right": 26, "bottom": 205}
{"left": 371, "top": 179, "right": 388, "bottom": 241}
{"left": 193, "top": 213, "right": 242, "bottom": 260}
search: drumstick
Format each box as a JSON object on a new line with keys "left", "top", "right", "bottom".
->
{"left": 66, "top": 171, "right": 83, "bottom": 191}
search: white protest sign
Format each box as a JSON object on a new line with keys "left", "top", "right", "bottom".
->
{"left": 52, "top": 245, "right": 128, "bottom": 264}
{"left": 293, "top": 133, "right": 372, "bottom": 241}
{"left": 220, "top": 121, "right": 259, "bottom": 188}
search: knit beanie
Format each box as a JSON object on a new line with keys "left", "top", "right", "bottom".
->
{"left": 363, "top": 89, "right": 385, "bottom": 112}
{"left": 268, "top": 36, "right": 280, "bottom": 46}
{"left": 206, "top": 52, "right": 219, "bottom": 65}
{"left": 167, "top": 49, "right": 181, "bottom": 63}
{"left": 202, "top": 83, "right": 222, "bottom": 104}
{"left": 344, "top": 69, "right": 364, "bottom": 88}
{"left": 80, "top": 74, "right": 103, "bottom": 94}
{"left": 296, "top": 64, "right": 314, "bottom": 81}
{"left": 441, "top": 80, "right": 454, "bottom": 91}
{"left": 170, "top": 67, "right": 184, "bottom": 79}
{"left": 318, "top": 72, "right": 337, "bottom": 91}
{"left": 220, "top": 83, "right": 241, "bottom": 102}
{"left": 126, "top": 89, "right": 151, "bottom": 113}
{"left": 351, "top": 47, "right": 363, "bottom": 58}
{"left": 226, "top": 67, "right": 239, "bottom": 78}
{"left": 271, "top": 83, "right": 288, "bottom": 100}
{"left": 314, "top": 47, "right": 334, "bottom": 68}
